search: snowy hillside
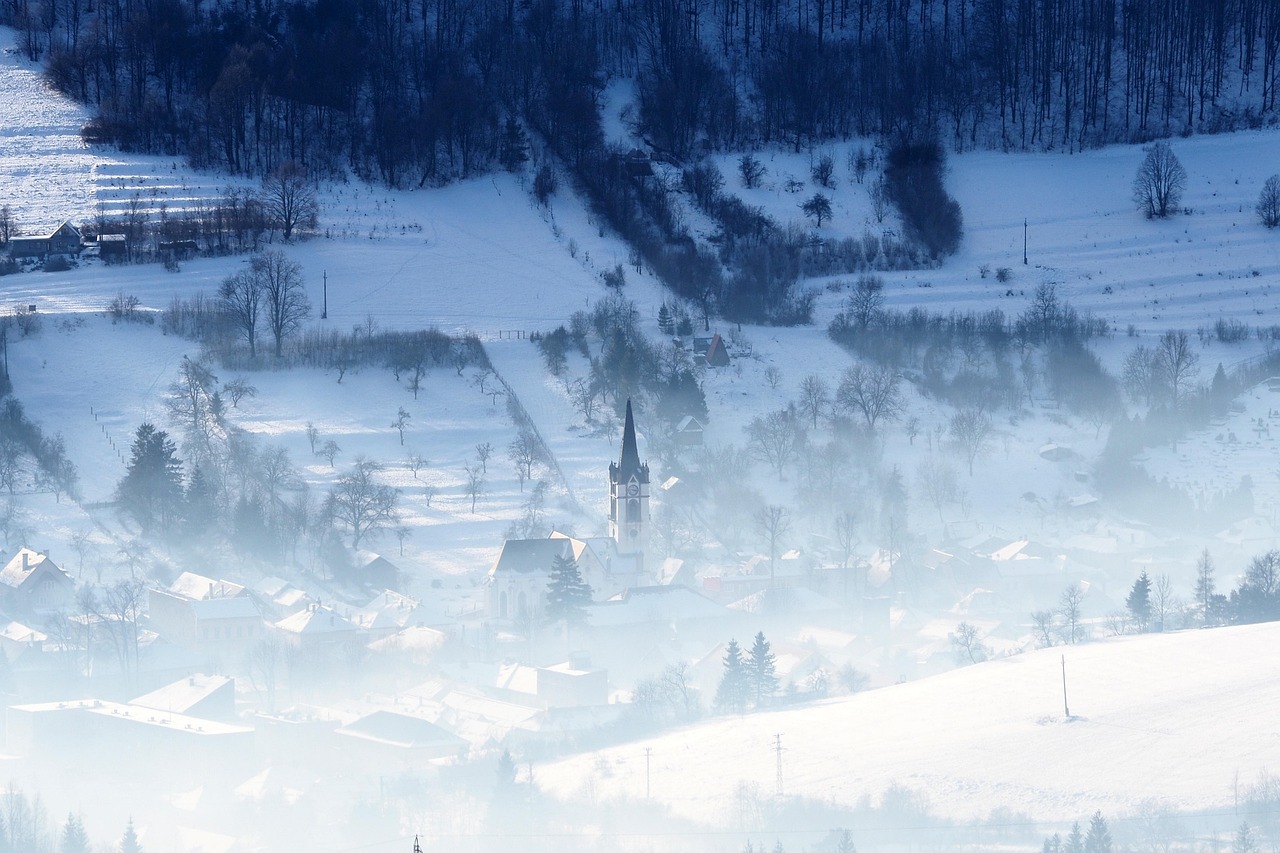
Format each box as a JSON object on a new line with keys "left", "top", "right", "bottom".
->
{"left": 538, "top": 623, "right": 1280, "bottom": 826}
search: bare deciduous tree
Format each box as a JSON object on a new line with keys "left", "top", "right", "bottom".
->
{"left": 950, "top": 621, "right": 988, "bottom": 664}
{"left": 836, "top": 363, "right": 902, "bottom": 429}
{"left": 463, "top": 462, "right": 486, "bottom": 513}
{"left": 325, "top": 457, "right": 398, "bottom": 549}
{"left": 754, "top": 504, "right": 791, "bottom": 586}
{"left": 261, "top": 160, "right": 318, "bottom": 240}
{"left": 1155, "top": 329, "right": 1199, "bottom": 408}
{"left": 1258, "top": 175, "right": 1280, "bottom": 228}
{"left": 1133, "top": 141, "right": 1187, "bottom": 219}
{"left": 254, "top": 249, "right": 310, "bottom": 357}
{"left": 219, "top": 268, "right": 262, "bottom": 357}
{"left": 746, "top": 409, "right": 805, "bottom": 479}
{"left": 949, "top": 407, "right": 993, "bottom": 475}
{"left": 797, "top": 375, "right": 829, "bottom": 429}
{"left": 391, "top": 407, "right": 411, "bottom": 445}
{"left": 1059, "top": 585, "right": 1085, "bottom": 645}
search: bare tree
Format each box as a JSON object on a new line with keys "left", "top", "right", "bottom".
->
{"left": 1031, "top": 610, "right": 1056, "bottom": 648}
{"left": 846, "top": 275, "right": 885, "bottom": 329}
{"left": 949, "top": 408, "right": 993, "bottom": 475}
{"left": 218, "top": 268, "right": 262, "bottom": 357}
{"left": 305, "top": 422, "right": 319, "bottom": 454}
{"left": 0, "top": 205, "right": 11, "bottom": 245}
{"left": 916, "top": 456, "right": 959, "bottom": 523}
{"left": 463, "top": 463, "right": 486, "bottom": 513}
{"left": 1151, "top": 573, "right": 1177, "bottom": 632}
{"left": 254, "top": 249, "right": 310, "bottom": 357}
{"left": 320, "top": 439, "right": 340, "bottom": 468}
{"left": 508, "top": 430, "right": 539, "bottom": 492}
{"left": 797, "top": 375, "right": 829, "bottom": 429}
{"left": 325, "top": 457, "right": 398, "bottom": 549}
{"left": 407, "top": 453, "right": 426, "bottom": 479}
{"left": 1195, "top": 548, "right": 1217, "bottom": 625}
{"left": 224, "top": 377, "right": 257, "bottom": 407}
{"left": 391, "top": 407, "right": 411, "bottom": 445}
{"left": 261, "top": 160, "right": 318, "bottom": 240}
{"left": 1132, "top": 142, "right": 1187, "bottom": 219}
{"left": 1059, "top": 585, "right": 1085, "bottom": 645}
{"left": 836, "top": 364, "right": 902, "bottom": 429}
{"left": 1155, "top": 330, "right": 1199, "bottom": 408}
{"left": 1258, "top": 175, "right": 1280, "bottom": 228}
{"left": 475, "top": 441, "right": 493, "bottom": 473}
{"left": 94, "top": 579, "right": 146, "bottom": 687}
{"left": 1122, "top": 345, "right": 1160, "bottom": 406}
{"left": 754, "top": 504, "right": 791, "bottom": 586}
{"left": 833, "top": 511, "right": 858, "bottom": 569}
{"left": 949, "top": 622, "right": 988, "bottom": 664}
{"left": 245, "top": 635, "right": 286, "bottom": 713}
{"left": 746, "top": 409, "right": 805, "bottom": 479}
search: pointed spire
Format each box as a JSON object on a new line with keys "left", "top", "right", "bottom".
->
{"left": 619, "top": 399, "right": 641, "bottom": 477}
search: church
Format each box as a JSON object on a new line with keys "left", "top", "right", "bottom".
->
{"left": 486, "top": 400, "right": 650, "bottom": 625}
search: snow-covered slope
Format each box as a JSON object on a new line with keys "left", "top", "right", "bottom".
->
{"left": 539, "top": 624, "right": 1280, "bottom": 825}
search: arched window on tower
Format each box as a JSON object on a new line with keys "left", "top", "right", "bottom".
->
{"left": 627, "top": 499, "right": 639, "bottom": 521}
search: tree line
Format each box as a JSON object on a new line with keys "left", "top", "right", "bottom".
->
{"left": 7, "top": 0, "right": 1278, "bottom": 187}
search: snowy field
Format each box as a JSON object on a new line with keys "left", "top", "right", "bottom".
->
{"left": 6, "top": 21, "right": 1280, "bottom": 845}
{"left": 538, "top": 622, "right": 1280, "bottom": 828}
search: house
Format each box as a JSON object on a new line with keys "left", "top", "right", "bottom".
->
{"left": 130, "top": 674, "right": 237, "bottom": 722}
{"left": 273, "top": 604, "right": 359, "bottom": 648}
{"left": 0, "top": 549, "right": 74, "bottom": 615}
{"left": 336, "top": 710, "right": 468, "bottom": 763}
{"left": 353, "top": 551, "right": 401, "bottom": 590}
{"left": 148, "top": 573, "right": 263, "bottom": 663}
{"left": 7, "top": 221, "right": 82, "bottom": 259}
{"left": 704, "top": 333, "right": 730, "bottom": 367}
{"left": 97, "top": 233, "right": 128, "bottom": 261}
{"left": 674, "top": 415, "right": 704, "bottom": 446}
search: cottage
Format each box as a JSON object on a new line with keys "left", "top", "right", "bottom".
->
{"left": 704, "top": 333, "right": 730, "bottom": 367}
{"left": 7, "top": 221, "right": 82, "bottom": 259}
{"left": 675, "top": 415, "right": 704, "bottom": 446}
{"left": 0, "top": 549, "right": 74, "bottom": 615}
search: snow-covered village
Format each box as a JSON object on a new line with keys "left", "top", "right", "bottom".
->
{"left": 3, "top": 1, "right": 1280, "bottom": 850}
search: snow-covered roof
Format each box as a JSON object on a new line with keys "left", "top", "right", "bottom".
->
{"left": 169, "top": 571, "right": 245, "bottom": 601}
{"left": 274, "top": 606, "right": 357, "bottom": 635}
{"left": 131, "top": 674, "right": 233, "bottom": 715}
{"left": 0, "top": 549, "right": 69, "bottom": 590}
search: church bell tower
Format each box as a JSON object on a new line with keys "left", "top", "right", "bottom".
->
{"left": 609, "top": 399, "right": 650, "bottom": 562}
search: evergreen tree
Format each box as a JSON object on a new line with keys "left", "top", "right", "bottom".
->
{"left": 1042, "top": 833, "right": 1062, "bottom": 853}
{"left": 1084, "top": 811, "right": 1111, "bottom": 853}
{"left": 59, "top": 813, "right": 89, "bottom": 853}
{"left": 544, "top": 552, "right": 592, "bottom": 629}
{"left": 657, "top": 303, "right": 674, "bottom": 335}
{"left": 1126, "top": 571, "right": 1152, "bottom": 631}
{"left": 1064, "top": 822, "right": 1084, "bottom": 853}
{"left": 747, "top": 631, "right": 779, "bottom": 708}
{"left": 1232, "top": 821, "right": 1259, "bottom": 853}
{"left": 184, "top": 465, "right": 217, "bottom": 534}
{"left": 117, "top": 423, "right": 184, "bottom": 531}
{"left": 714, "top": 639, "right": 750, "bottom": 713}
{"left": 1194, "top": 548, "right": 1217, "bottom": 625}
{"left": 834, "top": 828, "right": 856, "bottom": 853}
{"left": 120, "top": 817, "right": 142, "bottom": 853}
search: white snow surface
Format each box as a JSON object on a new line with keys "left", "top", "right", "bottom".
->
{"left": 539, "top": 622, "right": 1280, "bottom": 824}
{"left": 5, "top": 18, "right": 1280, "bottom": 842}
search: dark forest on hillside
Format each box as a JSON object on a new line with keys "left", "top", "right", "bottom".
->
{"left": 3, "top": 0, "right": 1278, "bottom": 185}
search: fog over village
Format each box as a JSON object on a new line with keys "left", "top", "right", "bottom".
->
{"left": 2, "top": 0, "right": 1280, "bottom": 850}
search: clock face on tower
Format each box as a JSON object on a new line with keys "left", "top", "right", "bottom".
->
{"left": 627, "top": 483, "right": 639, "bottom": 496}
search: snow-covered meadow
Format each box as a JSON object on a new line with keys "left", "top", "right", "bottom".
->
{"left": 6, "top": 19, "right": 1280, "bottom": 848}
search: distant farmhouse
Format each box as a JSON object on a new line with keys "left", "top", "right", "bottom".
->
{"left": 7, "top": 221, "right": 81, "bottom": 260}
{"left": 0, "top": 549, "right": 75, "bottom": 615}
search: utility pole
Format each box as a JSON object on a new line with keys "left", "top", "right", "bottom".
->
{"left": 1061, "top": 654, "right": 1070, "bottom": 719}
{"left": 321, "top": 270, "right": 328, "bottom": 319}
{"left": 644, "top": 747, "right": 652, "bottom": 799}
{"left": 774, "top": 733, "right": 784, "bottom": 798}
{"left": 1023, "top": 218, "right": 1028, "bottom": 265}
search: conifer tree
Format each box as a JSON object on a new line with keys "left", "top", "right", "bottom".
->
{"left": 748, "top": 631, "right": 778, "bottom": 708}
{"left": 1084, "top": 811, "right": 1111, "bottom": 853}
{"left": 120, "top": 817, "right": 142, "bottom": 853}
{"left": 1064, "top": 821, "right": 1084, "bottom": 853}
{"left": 59, "top": 813, "right": 89, "bottom": 853}
{"left": 545, "top": 552, "right": 592, "bottom": 630}
{"left": 117, "top": 423, "right": 184, "bottom": 531}
{"left": 714, "top": 639, "right": 750, "bottom": 713}
{"left": 1126, "top": 571, "right": 1152, "bottom": 631}
{"left": 1232, "top": 821, "right": 1259, "bottom": 853}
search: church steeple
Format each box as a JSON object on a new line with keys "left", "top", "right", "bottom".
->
{"left": 609, "top": 399, "right": 649, "bottom": 561}
{"left": 618, "top": 399, "right": 643, "bottom": 481}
